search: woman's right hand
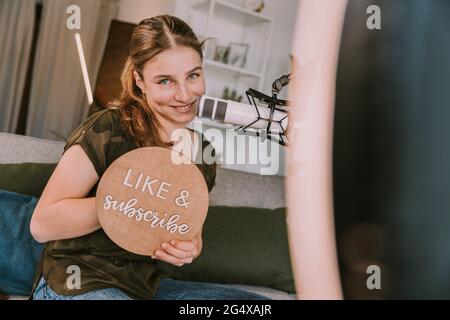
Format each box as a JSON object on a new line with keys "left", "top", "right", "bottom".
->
{"left": 151, "top": 238, "right": 199, "bottom": 267}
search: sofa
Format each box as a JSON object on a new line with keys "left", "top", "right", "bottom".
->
{"left": 0, "top": 132, "right": 295, "bottom": 300}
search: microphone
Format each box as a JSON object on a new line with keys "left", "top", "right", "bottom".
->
{"left": 196, "top": 95, "right": 288, "bottom": 132}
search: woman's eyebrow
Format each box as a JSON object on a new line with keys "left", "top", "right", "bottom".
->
{"left": 186, "top": 66, "right": 203, "bottom": 74}
{"left": 153, "top": 66, "right": 203, "bottom": 80}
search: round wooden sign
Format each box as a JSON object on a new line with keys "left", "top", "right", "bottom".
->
{"left": 96, "top": 147, "right": 209, "bottom": 256}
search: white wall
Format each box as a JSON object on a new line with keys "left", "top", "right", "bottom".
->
{"left": 260, "top": 0, "right": 299, "bottom": 99}
{"left": 117, "top": 0, "right": 176, "bottom": 24}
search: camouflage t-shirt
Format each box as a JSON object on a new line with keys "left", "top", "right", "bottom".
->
{"left": 34, "top": 107, "right": 217, "bottom": 300}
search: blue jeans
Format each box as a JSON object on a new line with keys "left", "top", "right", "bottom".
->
{"left": 32, "top": 276, "right": 270, "bottom": 300}
{"left": 0, "top": 190, "right": 44, "bottom": 296}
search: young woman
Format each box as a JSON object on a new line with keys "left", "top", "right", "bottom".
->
{"left": 30, "top": 15, "right": 267, "bottom": 300}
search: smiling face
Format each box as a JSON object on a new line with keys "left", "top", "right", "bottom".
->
{"left": 134, "top": 46, "right": 205, "bottom": 134}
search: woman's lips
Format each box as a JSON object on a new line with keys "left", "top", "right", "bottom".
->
{"left": 171, "top": 101, "right": 195, "bottom": 113}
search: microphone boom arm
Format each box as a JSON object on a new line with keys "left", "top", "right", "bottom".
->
{"left": 236, "top": 80, "right": 290, "bottom": 146}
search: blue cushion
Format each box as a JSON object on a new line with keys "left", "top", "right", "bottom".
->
{"left": 0, "top": 189, "right": 44, "bottom": 296}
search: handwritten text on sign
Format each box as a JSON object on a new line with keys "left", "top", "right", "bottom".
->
{"left": 102, "top": 169, "right": 191, "bottom": 235}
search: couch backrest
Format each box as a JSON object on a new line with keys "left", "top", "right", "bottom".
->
{"left": 0, "top": 133, "right": 285, "bottom": 209}
{"left": 210, "top": 169, "right": 285, "bottom": 209}
{"left": 0, "top": 133, "right": 65, "bottom": 163}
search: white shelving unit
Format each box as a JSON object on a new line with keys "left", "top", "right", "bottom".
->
{"left": 175, "top": 0, "right": 273, "bottom": 97}
{"left": 203, "top": 59, "right": 262, "bottom": 78}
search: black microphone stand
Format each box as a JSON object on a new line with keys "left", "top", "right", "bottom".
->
{"left": 236, "top": 74, "right": 291, "bottom": 146}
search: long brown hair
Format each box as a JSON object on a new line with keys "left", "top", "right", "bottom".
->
{"left": 110, "top": 15, "right": 204, "bottom": 147}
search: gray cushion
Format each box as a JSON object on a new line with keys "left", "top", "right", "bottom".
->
{"left": 0, "top": 133, "right": 64, "bottom": 164}
{"left": 210, "top": 168, "right": 285, "bottom": 209}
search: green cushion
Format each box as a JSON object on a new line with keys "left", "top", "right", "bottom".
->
{"left": 0, "top": 163, "right": 57, "bottom": 198}
{"left": 157, "top": 206, "right": 296, "bottom": 293}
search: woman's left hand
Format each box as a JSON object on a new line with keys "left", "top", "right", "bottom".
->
{"left": 152, "top": 238, "right": 199, "bottom": 267}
